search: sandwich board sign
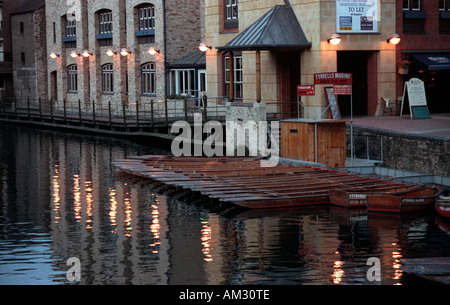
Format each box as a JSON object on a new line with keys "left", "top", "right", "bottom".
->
{"left": 401, "top": 78, "right": 430, "bottom": 119}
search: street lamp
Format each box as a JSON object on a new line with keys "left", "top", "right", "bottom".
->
{"left": 106, "top": 49, "right": 116, "bottom": 57}
{"left": 82, "top": 50, "right": 93, "bottom": 57}
{"left": 70, "top": 51, "right": 80, "bottom": 58}
{"left": 120, "top": 48, "right": 131, "bottom": 56}
{"left": 49, "top": 52, "right": 60, "bottom": 59}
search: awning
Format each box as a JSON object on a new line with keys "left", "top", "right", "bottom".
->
{"left": 217, "top": 5, "right": 312, "bottom": 51}
{"left": 412, "top": 54, "right": 450, "bottom": 70}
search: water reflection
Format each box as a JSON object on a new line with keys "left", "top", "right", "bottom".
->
{"left": 1, "top": 124, "right": 450, "bottom": 285}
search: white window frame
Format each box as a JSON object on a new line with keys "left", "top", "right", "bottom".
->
{"left": 65, "top": 17, "right": 76, "bottom": 38}
{"left": 198, "top": 69, "right": 207, "bottom": 94}
{"left": 170, "top": 69, "right": 196, "bottom": 97}
{"left": 224, "top": 55, "right": 243, "bottom": 99}
{"left": 99, "top": 11, "right": 113, "bottom": 35}
{"left": 138, "top": 5, "right": 155, "bottom": 31}
{"left": 225, "top": 0, "right": 238, "bottom": 20}
{"left": 102, "top": 64, "right": 114, "bottom": 94}
{"left": 67, "top": 65, "right": 78, "bottom": 93}
{"left": 141, "top": 62, "right": 156, "bottom": 95}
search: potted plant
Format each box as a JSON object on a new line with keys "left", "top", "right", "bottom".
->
{"left": 397, "top": 58, "right": 410, "bottom": 75}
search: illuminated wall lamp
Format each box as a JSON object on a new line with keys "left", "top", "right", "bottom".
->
{"left": 120, "top": 48, "right": 131, "bottom": 56}
{"left": 147, "top": 47, "right": 160, "bottom": 55}
{"left": 199, "top": 42, "right": 211, "bottom": 52}
{"left": 327, "top": 34, "right": 341, "bottom": 45}
{"left": 49, "top": 52, "right": 60, "bottom": 59}
{"left": 387, "top": 34, "right": 401, "bottom": 45}
{"left": 82, "top": 50, "right": 93, "bottom": 57}
{"left": 106, "top": 49, "right": 117, "bottom": 57}
{"left": 70, "top": 51, "right": 80, "bottom": 58}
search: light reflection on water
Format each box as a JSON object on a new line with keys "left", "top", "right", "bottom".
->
{"left": 1, "top": 124, "right": 450, "bottom": 285}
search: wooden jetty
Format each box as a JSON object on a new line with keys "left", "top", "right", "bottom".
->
{"left": 113, "top": 155, "right": 430, "bottom": 209}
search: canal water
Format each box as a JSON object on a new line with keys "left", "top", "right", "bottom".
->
{"left": 1, "top": 124, "right": 450, "bottom": 285}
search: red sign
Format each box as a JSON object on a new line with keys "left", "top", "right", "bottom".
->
{"left": 333, "top": 84, "right": 352, "bottom": 95}
{"left": 297, "top": 85, "right": 315, "bottom": 96}
{"left": 314, "top": 72, "right": 353, "bottom": 85}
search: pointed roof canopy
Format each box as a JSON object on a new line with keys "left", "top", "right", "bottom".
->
{"left": 217, "top": 5, "right": 312, "bottom": 51}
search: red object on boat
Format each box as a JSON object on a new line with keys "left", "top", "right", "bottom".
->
{"left": 366, "top": 186, "right": 441, "bottom": 214}
{"left": 435, "top": 189, "right": 450, "bottom": 219}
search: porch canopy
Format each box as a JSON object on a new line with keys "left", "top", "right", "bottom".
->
{"left": 217, "top": 5, "right": 311, "bottom": 102}
{"left": 217, "top": 5, "right": 312, "bottom": 52}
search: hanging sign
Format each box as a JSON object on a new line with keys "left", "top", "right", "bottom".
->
{"left": 297, "top": 85, "right": 315, "bottom": 96}
{"left": 333, "top": 84, "right": 352, "bottom": 95}
{"left": 336, "top": 0, "right": 379, "bottom": 33}
{"left": 400, "top": 78, "right": 430, "bottom": 119}
{"left": 314, "top": 72, "right": 353, "bottom": 85}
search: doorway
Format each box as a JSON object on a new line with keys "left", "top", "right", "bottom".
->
{"left": 337, "top": 51, "right": 376, "bottom": 117}
{"left": 278, "top": 52, "right": 301, "bottom": 118}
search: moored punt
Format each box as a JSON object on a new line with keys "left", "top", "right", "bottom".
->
{"left": 113, "top": 155, "right": 430, "bottom": 210}
{"left": 330, "top": 183, "right": 421, "bottom": 208}
{"left": 435, "top": 189, "right": 450, "bottom": 219}
{"left": 366, "top": 186, "right": 441, "bottom": 214}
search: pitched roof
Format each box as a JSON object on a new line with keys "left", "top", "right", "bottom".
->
{"left": 167, "top": 50, "right": 206, "bottom": 68}
{"left": 218, "top": 5, "right": 312, "bottom": 51}
{"left": 11, "top": 0, "right": 45, "bottom": 15}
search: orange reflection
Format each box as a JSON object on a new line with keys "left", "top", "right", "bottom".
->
{"left": 73, "top": 174, "right": 81, "bottom": 222}
{"left": 201, "top": 220, "right": 213, "bottom": 262}
{"left": 392, "top": 250, "right": 403, "bottom": 282}
{"left": 52, "top": 164, "right": 61, "bottom": 223}
{"left": 109, "top": 188, "right": 117, "bottom": 229}
{"left": 150, "top": 203, "right": 161, "bottom": 254}
{"left": 332, "top": 260, "right": 344, "bottom": 284}
{"left": 85, "top": 181, "right": 93, "bottom": 230}
{"left": 124, "top": 190, "right": 132, "bottom": 237}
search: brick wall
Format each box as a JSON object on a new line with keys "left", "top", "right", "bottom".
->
{"left": 395, "top": 0, "right": 450, "bottom": 98}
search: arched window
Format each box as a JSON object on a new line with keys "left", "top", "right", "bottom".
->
{"left": 141, "top": 62, "right": 156, "bottom": 95}
{"left": 67, "top": 65, "right": 78, "bottom": 93}
{"left": 98, "top": 9, "right": 113, "bottom": 35}
{"left": 138, "top": 4, "right": 155, "bottom": 31}
{"left": 102, "top": 64, "right": 114, "bottom": 94}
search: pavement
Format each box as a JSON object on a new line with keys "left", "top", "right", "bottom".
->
{"left": 349, "top": 114, "right": 450, "bottom": 140}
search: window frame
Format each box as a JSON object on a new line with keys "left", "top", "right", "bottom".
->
{"left": 440, "top": 0, "right": 450, "bottom": 11}
{"left": 101, "top": 63, "right": 114, "bottom": 94}
{"left": 403, "top": 0, "right": 421, "bottom": 11}
{"left": 65, "top": 17, "right": 77, "bottom": 39}
{"left": 141, "top": 62, "right": 157, "bottom": 96}
{"left": 99, "top": 10, "right": 113, "bottom": 35}
{"left": 138, "top": 5, "right": 155, "bottom": 31}
{"left": 170, "top": 69, "right": 196, "bottom": 97}
{"left": 67, "top": 64, "right": 78, "bottom": 93}
{"left": 223, "top": 0, "right": 239, "bottom": 30}
{"left": 223, "top": 54, "right": 243, "bottom": 100}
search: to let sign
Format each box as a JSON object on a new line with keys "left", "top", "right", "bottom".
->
{"left": 333, "top": 84, "right": 352, "bottom": 95}
{"left": 314, "top": 73, "right": 353, "bottom": 85}
{"left": 297, "top": 85, "right": 315, "bottom": 96}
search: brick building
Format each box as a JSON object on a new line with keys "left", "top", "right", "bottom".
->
{"left": 45, "top": 0, "right": 205, "bottom": 114}
{"left": 0, "top": 0, "right": 36, "bottom": 99}
{"left": 11, "top": 0, "right": 47, "bottom": 103}
{"left": 204, "top": 0, "right": 400, "bottom": 118}
{"left": 396, "top": 0, "right": 450, "bottom": 114}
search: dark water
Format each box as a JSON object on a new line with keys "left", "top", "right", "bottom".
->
{"left": 1, "top": 124, "right": 450, "bottom": 285}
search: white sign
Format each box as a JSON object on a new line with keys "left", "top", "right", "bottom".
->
{"left": 401, "top": 78, "right": 430, "bottom": 119}
{"left": 336, "top": 0, "right": 379, "bottom": 33}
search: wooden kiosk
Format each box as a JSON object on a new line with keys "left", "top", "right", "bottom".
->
{"left": 281, "top": 119, "right": 347, "bottom": 168}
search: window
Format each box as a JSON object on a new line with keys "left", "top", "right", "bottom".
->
{"left": 223, "top": 0, "right": 238, "bottom": 30}
{"left": 20, "top": 22, "right": 24, "bottom": 34}
{"left": 138, "top": 5, "right": 155, "bottom": 31}
{"left": 21, "top": 52, "right": 25, "bottom": 64}
{"left": 403, "top": 0, "right": 421, "bottom": 10}
{"left": 198, "top": 70, "right": 207, "bottom": 93}
{"left": 170, "top": 69, "right": 196, "bottom": 97}
{"left": 65, "top": 18, "right": 76, "bottom": 39}
{"left": 102, "top": 64, "right": 114, "bottom": 94}
{"left": 67, "top": 65, "right": 78, "bottom": 93}
{"left": 99, "top": 10, "right": 113, "bottom": 35}
{"left": 440, "top": 0, "right": 450, "bottom": 10}
{"left": 141, "top": 62, "right": 156, "bottom": 95}
{"left": 224, "top": 55, "right": 243, "bottom": 100}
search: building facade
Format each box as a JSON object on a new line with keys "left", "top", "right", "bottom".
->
{"left": 204, "top": 0, "right": 399, "bottom": 118}
{"left": 396, "top": 0, "right": 450, "bottom": 114}
{"left": 10, "top": 0, "right": 47, "bottom": 103}
{"left": 45, "top": 0, "right": 205, "bottom": 114}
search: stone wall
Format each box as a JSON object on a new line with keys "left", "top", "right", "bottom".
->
{"left": 347, "top": 125, "right": 450, "bottom": 176}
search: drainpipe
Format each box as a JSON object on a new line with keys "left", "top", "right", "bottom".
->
{"left": 163, "top": 0, "right": 168, "bottom": 99}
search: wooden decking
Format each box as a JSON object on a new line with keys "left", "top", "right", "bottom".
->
{"left": 113, "top": 155, "right": 422, "bottom": 209}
